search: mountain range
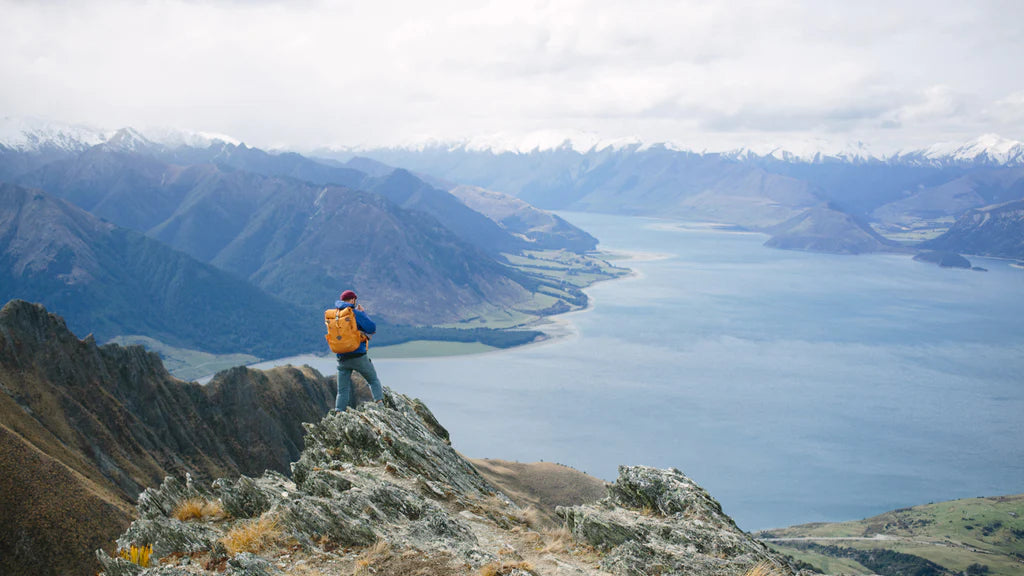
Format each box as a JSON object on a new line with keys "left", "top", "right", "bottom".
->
{"left": 1, "top": 124, "right": 609, "bottom": 361}
{"left": 13, "top": 147, "right": 537, "bottom": 324}
{"left": 3, "top": 119, "right": 1023, "bottom": 365}
{"left": 345, "top": 136, "right": 1024, "bottom": 259}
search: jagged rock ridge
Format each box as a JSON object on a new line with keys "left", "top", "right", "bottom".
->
{"left": 96, "top": 389, "right": 798, "bottom": 576}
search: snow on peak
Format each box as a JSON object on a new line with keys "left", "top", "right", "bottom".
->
{"left": 916, "top": 133, "right": 1024, "bottom": 165}
{"left": 388, "top": 130, "right": 645, "bottom": 154}
{"left": 0, "top": 116, "right": 109, "bottom": 152}
{"left": 0, "top": 117, "right": 241, "bottom": 153}
{"left": 721, "top": 138, "right": 881, "bottom": 164}
{"left": 140, "top": 126, "right": 240, "bottom": 148}
{"left": 102, "top": 127, "right": 154, "bottom": 152}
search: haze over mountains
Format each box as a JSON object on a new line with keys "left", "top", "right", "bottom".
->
{"left": 1, "top": 121, "right": 612, "bottom": 360}
{"left": 348, "top": 133, "right": 1024, "bottom": 259}
{"left": 2, "top": 118, "right": 1023, "bottom": 363}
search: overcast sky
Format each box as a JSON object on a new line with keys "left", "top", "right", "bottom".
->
{"left": 2, "top": 0, "right": 1022, "bottom": 152}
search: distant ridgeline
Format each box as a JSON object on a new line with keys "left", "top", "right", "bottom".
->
{"left": 7, "top": 125, "right": 1022, "bottom": 367}
{"left": 0, "top": 128, "right": 621, "bottom": 369}
{"left": 354, "top": 139, "right": 1024, "bottom": 260}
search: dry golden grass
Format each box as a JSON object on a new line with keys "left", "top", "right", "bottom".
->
{"left": 173, "top": 498, "right": 226, "bottom": 521}
{"left": 350, "top": 542, "right": 467, "bottom": 575}
{"left": 466, "top": 494, "right": 532, "bottom": 529}
{"left": 640, "top": 504, "right": 659, "bottom": 517}
{"left": 744, "top": 559, "right": 786, "bottom": 576}
{"left": 477, "top": 560, "right": 537, "bottom": 576}
{"left": 353, "top": 539, "right": 391, "bottom": 575}
{"left": 117, "top": 543, "right": 153, "bottom": 567}
{"left": 539, "top": 526, "right": 574, "bottom": 554}
{"left": 469, "top": 459, "right": 607, "bottom": 528}
{"left": 220, "top": 514, "right": 283, "bottom": 555}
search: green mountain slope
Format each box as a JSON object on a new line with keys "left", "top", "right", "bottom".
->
{"left": 15, "top": 150, "right": 548, "bottom": 325}
{"left": 922, "top": 199, "right": 1024, "bottom": 260}
{"left": 0, "top": 183, "right": 314, "bottom": 355}
{"left": 757, "top": 495, "right": 1024, "bottom": 576}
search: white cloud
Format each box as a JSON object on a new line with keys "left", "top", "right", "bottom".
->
{"left": 1, "top": 0, "right": 1022, "bottom": 151}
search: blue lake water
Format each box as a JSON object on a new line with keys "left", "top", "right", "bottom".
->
{"left": 267, "top": 212, "right": 1024, "bottom": 531}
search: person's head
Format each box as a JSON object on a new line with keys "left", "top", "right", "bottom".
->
{"left": 340, "top": 290, "right": 357, "bottom": 303}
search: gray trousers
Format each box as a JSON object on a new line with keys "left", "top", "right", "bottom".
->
{"left": 336, "top": 354, "right": 383, "bottom": 410}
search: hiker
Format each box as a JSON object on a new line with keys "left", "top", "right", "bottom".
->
{"left": 331, "top": 290, "right": 383, "bottom": 411}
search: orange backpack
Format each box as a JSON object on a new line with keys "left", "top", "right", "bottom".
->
{"left": 324, "top": 307, "right": 368, "bottom": 354}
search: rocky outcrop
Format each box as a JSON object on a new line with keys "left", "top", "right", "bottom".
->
{"left": 96, "top": 391, "right": 508, "bottom": 576}
{"left": 558, "top": 466, "right": 792, "bottom": 576}
{"left": 95, "top": 391, "right": 800, "bottom": 576}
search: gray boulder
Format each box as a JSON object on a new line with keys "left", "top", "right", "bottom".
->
{"left": 559, "top": 466, "right": 794, "bottom": 576}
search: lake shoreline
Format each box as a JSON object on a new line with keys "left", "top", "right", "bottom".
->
{"left": 193, "top": 246, "right": 650, "bottom": 382}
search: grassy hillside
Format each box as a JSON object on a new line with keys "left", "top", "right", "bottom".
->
{"left": 756, "top": 494, "right": 1024, "bottom": 576}
{"left": 467, "top": 458, "right": 609, "bottom": 526}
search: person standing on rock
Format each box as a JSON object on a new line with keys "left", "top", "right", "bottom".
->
{"left": 331, "top": 290, "right": 383, "bottom": 412}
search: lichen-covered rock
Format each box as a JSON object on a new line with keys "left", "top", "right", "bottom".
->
{"left": 117, "top": 517, "right": 220, "bottom": 559}
{"left": 291, "top": 388, "right": 493, "bottom": 498}
{"left": 225, "top": 552, "right": 281, "bottom": 575}
{"left": 101, "top": 390, "right": 800, "bottom": 576}
{"left": 214, "top": 475, "right": 273, "bottom": 518}
{"left": 99, "top": 389, "right": 506, "bottom": 575}
{"left": 94, "top": 552, "right": 144, "bottom": 576}
{"left": 137, "top": 475, "right": 207, "bottom": 520}
{"left": 558, "top": 466, "right": 795, "bottom": 576}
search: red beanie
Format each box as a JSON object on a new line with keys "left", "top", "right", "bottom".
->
{"left": 340, "top": 290, "right": 357, "bottom": 301}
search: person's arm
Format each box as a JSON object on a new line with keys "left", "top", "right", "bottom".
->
{"left": 354, "top": 308, "right": 376, "bottom": 335}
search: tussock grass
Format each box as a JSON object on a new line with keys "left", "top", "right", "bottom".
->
{"left": 478, "top": 560, "right": 538, "bottom": 576}
{"left": 117, "top": 543, "right": 152, "bottom": 567}
{"left": 539, "top": 526, "right": 574, "bottom": 554}
{"left": 220, "top": 514, "right": 283, "bottom": 555}
{"left": 467, "top": 494, "right": 532, "bottom": 529}
{"left": 744, "top": 559, "right": 786, "bottom": 576}
{"left": 173, "top": 497, "right": 226, "bottom": 521}
{"left": 353, "top": 539, "right": 391, "bottom": 575}
{"left": 520, "top": 506, "right": 544, "bottom": 530}
{"left": 351, "top": 541, "right": 463, "bottom": 575}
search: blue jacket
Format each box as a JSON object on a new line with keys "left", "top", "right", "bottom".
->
{"left": 334, "top": 300, "right": 376, "bottom": 357}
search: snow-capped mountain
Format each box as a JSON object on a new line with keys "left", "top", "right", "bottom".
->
{"left": 897, "top": 134, "right": 1024, "bottom": 166}
{"left": 0, "top": 117, "right": 109, "bottom": 152}
{"left": 367, "top": 132, "right": 1023, "bottom": 167}
{"left": 721, "top": 139, "right": 881, "bottom": 164}
{"left": 4, "top": 117, "right": 1022, "bottom": 167}
{"left": 141, "top": 126, "right": 240, "bottom": 149}
{"left": 369, "top": 129, "right": 646, "bottom": 155}
{"left": 0, "top": 117, "right": 239, "bottom": 153}
{"left": 99, "top": 127, "right": 156, "bottom": 152}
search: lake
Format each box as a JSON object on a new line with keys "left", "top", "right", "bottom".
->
{"left": 261, "top": 212, "right": 1024, "bottom": 531}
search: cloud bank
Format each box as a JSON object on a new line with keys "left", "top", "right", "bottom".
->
{"left": 1, "top": 0, "right": 1022, "bottom": 151}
